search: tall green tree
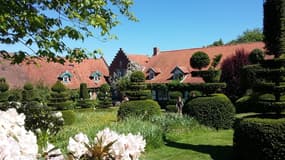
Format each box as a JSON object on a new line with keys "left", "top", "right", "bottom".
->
{"left": 0, "top": 0, "right": 136, "bottom": 64}
{"left": 228, "top": 28, "right": 263, "bottom": 44}
{"left": 263, "top": 0, "right": 285, "bottom": 57}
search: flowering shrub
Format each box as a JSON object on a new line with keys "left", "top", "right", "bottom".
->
{"left": 0, "top": 108, "right": 38, "bottom": 159}
{"left": 7, "top": 101, "right": 64, "bottom": 136}
{"left": 68, "top": 128, "right": 146, "bottom": 160}
{"left": 0, "top": 109, "right": 146, "bottom": 160}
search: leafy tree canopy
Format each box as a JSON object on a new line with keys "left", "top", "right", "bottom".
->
{"left": 228, "top": 28, "right": 263, "bottom": 44}
{"left": 0, "top": 0, "right": 137, "bottom": 64}
{"left": 208, "top": 38, "right": 224, "bottom": 47}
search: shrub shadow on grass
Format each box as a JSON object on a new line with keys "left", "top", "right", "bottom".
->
{"left": 164, "top": 139, "right": 233, "bottom": 160}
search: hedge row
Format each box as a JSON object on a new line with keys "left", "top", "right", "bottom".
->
{"left": 234, "top": 116, "right": 285, "bottom": 160}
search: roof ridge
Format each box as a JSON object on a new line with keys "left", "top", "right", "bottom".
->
{"left": 159, "top": 41, "right": 264, "bottom": 53}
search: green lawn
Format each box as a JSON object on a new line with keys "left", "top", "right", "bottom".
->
{"left": 142, "top": 129, "right": 233, "bottom": 160}
{"left": 53, "top": 107, "right": 234, "bottom": 160}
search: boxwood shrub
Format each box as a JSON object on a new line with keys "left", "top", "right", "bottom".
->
{"left": 117, "top": 100, "right": 161, "bottom": 120}
{"left": 233, "top": 116, "right": 285, "bottom": 160}
{"left": 183, "top": 94, "right": 235, "bottom": 129}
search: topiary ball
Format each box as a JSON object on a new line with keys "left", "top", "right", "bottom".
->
{"left": 248, "top": 48, "right": 265, "bottom": 64}
{"left": 184, "top": 94, "right": 235, "bottom": 129}
{"left": 23, "top": 82, "right": 34, "bottom": 90}
{"left": 0, "top": 83, "right": 9, "bottom": 92}
{"left": 51, "top": 81, "right": 66, "bottom": 93}
{"left": 190, "top": 51, "right": 210, "bottom": 70}
{"left": 117, "top": 99, "right": 161, "bottom": 120}
{"left": 130, "top": 71, "right": 145, "bottom": 82}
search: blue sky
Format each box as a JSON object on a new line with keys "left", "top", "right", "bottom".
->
{"left": 0, "top": 0, "right": 263, "bottom": 64}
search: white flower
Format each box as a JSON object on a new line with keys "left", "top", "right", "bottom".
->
{"left": 53, "top": 111, "right": 63, "bottom": 118}
{"left": 0, "top": 108, "right": 38, "bottom": 160}
{"left": 95, "top": 128, "right": 119, "bottom": 147}
{"left": 111, "top": 133, "right": 146, "bottom": 160}
{"left": 43, "top": 143, "right": 64, "bottom": 160}
{"left": 67, "top": 132, "right": 89, "bottom": 159}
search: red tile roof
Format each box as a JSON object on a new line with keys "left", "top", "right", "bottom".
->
{"left": 145, "top": 42, "right": 265, "bottom": 84}
{"left": 0, "top": 57, "right": 109, "bottom": 89}
{"left": 127, "top": 54, "right": 150, "bottom": 67}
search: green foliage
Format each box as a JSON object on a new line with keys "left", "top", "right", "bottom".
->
{"left": 23, "top": 82, "right": 34, "bottom": 90}
{"left": 77, "top": 99, "right": 97, "bottom": 108}
{"left": 22, "top": 82, "right": 38, "bottom": 103}
{"left": 34, "top": 83, "right": 51, "bottom": 104}
{"left": 190, "top": 83, "right": 227, "bottom": 95}
{"left": 192, "top": 70, "right": 222, "bottom": 83}
{"left": 130, "top": 71, "right": 145, "bottom": 82}
{"left": 0, "top": 0, "right": 137, "bottom": 64}
{"left": 0, "top": 81, "right": 9, "bottom": 92}
{"left": 49, "top": 81, "right": 74, "bottom": 110}
{"left": 184, "top": 94, "right": 235, "bottom": 129}
{"left": 98, "top": 84, "right": 112, "bottom": 108}
{"left": 228, "top": 28, "right": 263, "bottom": 44}
{"left": 18, "top": 101, "right": 64, "bottom": 135}
{"left": 166, "top": 91, "right": 183, "bottom": 112}
{"left": 234, "top": 116, "right": 285, "bottom": 160}
{"left": 79, "top": 83, "right": 89, "bottom": 99}
{"left": 165, "top": 105, "right": 177, "bottom": 113}
{"left": 248, "top": 48, "right": 265, "bottom": 64}
{"left": 189, "top": 90, "right": 202, "bottom": 99}
{"left": 61, "top": 110, "right": 76, "bottom": 125}
{"left": 208, "top": 38, "right": 224, "bottom": 47}
{"left": 51, "top": 81, "right": 67, "bottom": 93}
{"left": 264, "top": 0, "right": 285, "bottom": 57}
{"left": 240, "top": 64, "right": 263, "bottom": 89}
{"left": 8, "top": 89, "right": 22, "bottom": 101}
{"left": 0, "top": 78, "right": 9, "bottom": 103}
{"left": 125, "top": 72, "right": 151, "bottom": 100}
{"left": 190, "top": 51, "right": 210, "bottom": 70}
{"left": 211, "top": 54, "right": 223, "bottom": 68}
{"left": 109, "top": 116, "right": 164, "bottom": 150}
{"left": 117, "top": 100, "right": 161, "bottom": 120}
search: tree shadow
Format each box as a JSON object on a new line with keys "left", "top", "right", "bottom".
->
{"left": 164, "top": 139, "right": 234, "bottom": 160}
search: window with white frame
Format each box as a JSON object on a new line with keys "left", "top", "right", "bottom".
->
{"left": 63, "top": 76, "right": 70, "bottom": 83}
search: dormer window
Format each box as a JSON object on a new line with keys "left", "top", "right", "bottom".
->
{"left": 147, "top": 68, "right": 160, "bottom": 80}
{"left": 58, "top": 71, "right": 72, "bottom": 83}
{"left": 90, "top": 71, "right": 102, "bottom": 82}
{"left": 171, "top": 66, "right": 189, "bottom": 81}
{"left": 149, "top": 71, "right": 155, "bottom": 80}
{"left": 173, "top": 71, "right": 183, "bottom": 80}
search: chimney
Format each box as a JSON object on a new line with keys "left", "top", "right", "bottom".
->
{"left": 153, "top": 47, "right": 160, "bottom": 56}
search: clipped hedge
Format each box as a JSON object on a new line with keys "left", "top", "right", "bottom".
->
{"left": 191, "top": 70, "right": 222, "bottom": 83}
{"left": 117, "top": 100, "right": 161, "bottom": 120}
{"left": 184, "top": 94, "right": 235, "bottom": 129}
{"left": 234, "top": 116, "right": 285, "bottom": 160}
{"left": 77, "top": 99, "right": 97, "bottom": 108}
{"left": 125, "top": 90, "right": 151, "bottom": 100}
{"left": 190, "top": 83, "right": 227, "bottom": 95}
{"left": 235, "top": 93, "right": 285, "bottom": 113}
